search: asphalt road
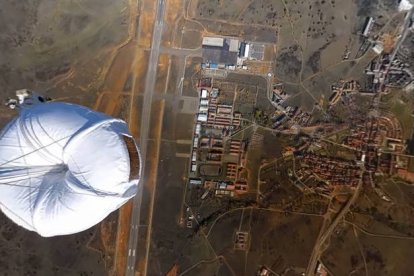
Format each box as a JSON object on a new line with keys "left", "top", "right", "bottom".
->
{"left": 159, "top": 45, "right": 202, "bottom": 57}
{"left": 389, "top": 8, "right": 413, "bottom": 63}
{"left": 125, "top": 0, "right": 166, "bottom": 275}
{"left": 306, "top": 9, "right": 414, "bottom": 274}
{"left": 305, "top": 166, "right": 364, "bottom": 276}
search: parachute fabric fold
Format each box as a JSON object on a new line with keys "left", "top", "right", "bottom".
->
{"left": 0, "top": 102, "right": 141, "bottom": 237}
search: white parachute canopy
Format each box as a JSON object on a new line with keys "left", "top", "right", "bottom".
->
{"left": 0, "top": 102, "right": 141, "bottom": 237}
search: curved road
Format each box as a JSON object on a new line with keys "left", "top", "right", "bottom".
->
{"left": 305, "top": 172, "right": 364, "bottom": 276}
{"left": 306, "top": 8, "right": 413, "bottom": 274}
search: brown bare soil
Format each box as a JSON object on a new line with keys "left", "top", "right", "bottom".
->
{"left": 162, "top": 0, "right": 185, "bottom": 47}
{"left": 113, "top": 202, "right": 133, "bottom": 276}
{"left": 137, "top": 1, "right": 157, "bottom": 48}
{"left": 382, "top": 33, "right": 397, "bottom": 53}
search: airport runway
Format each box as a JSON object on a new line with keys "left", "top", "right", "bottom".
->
{"left": 125, "top": 0, "right": 166, "bottom": 275}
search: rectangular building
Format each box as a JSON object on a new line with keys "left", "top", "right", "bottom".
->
{"left": 202, "top": 37, "right": 238, "bottom": 66}
{"left": 200, "top": 99, "right": 209, "bottom": 106}
{"left": 362, "top": 17, "right": 374, "bottom": 37}
{"left": 202, "top": 37, "right": 224, "bottom": 47}
{"left": 189, "top": 178, "right": 202, "bottom": 185}
{"left": 243, "top": 44, "right": 250, "bottom": 58}
{"left": 191, "top": 163, "right": 197, "bottom": 172}
{"left": 201, "top": 89, "right": 208, "bottom": 99}
{"left": 193, "top": 136, "right": 199, "bottom": 148}
{"left": 197, "top": 113, "right": 208, "bottom": 122}
{"left": 229, "top": 39, "right": 240, "bottom": 52}
{"left": 195, "top": 123, "right": 201, "bottom": 135}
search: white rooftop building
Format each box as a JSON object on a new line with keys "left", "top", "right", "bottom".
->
{"left": 243, "top": 44, "right": 250, "bottom": 58}
{"left": 195, "top": 123, "right": 201, "bottom": 135}
{"left": 229, "top": 39, "right": 240, "bottom": 52}
{"left": 202, "top": 37, "right": 224, "bottom": 47}
{"left": 372, "top": 42, "right": 384, "bottom": 54}
{"left": 197, "top": 113, "right": 208, "bottom": 122}
{"left": 362, "top": 17, "right": 374, "bottom": 37}
{"left": 201, "top": 89, "right": 208, "bottom": 99}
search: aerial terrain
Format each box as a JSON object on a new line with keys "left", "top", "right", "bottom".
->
{"left": 1, "top": 0, "right": 414, "bottom": 275}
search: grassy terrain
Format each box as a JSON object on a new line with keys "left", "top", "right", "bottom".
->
{"left": 380, "top": 89, "right": 414, "bottom": 139}
{"left": 321, "top": 223, "right": 367, "bottom": 275}
{"left": 205, "top": 208, "right": 323, "bottom": 275}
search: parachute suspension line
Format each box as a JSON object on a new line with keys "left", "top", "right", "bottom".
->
{"left": 0, "top": 165, "right": 120, "bottom": 198}
{"left": 0, "top": 165, "right": 119, "bottom": 198}
{"left": 33, "top": 115, "right": 66, "bottom": 162}
{"left": 0, "top": 140, "right": 120, "bottom": 198}
{"left": 0, "top": 133, "right": 74, "bottom": 168}
{"left": 0, "top": 131, "right": 115, "bottom": 198}
{"left": 14, "top": 125, "right": 35, "bottom": 225}
{"left": 65, "top": 153, "right": 118, "bottom": 197}
{"left": 0, "top": 180, "right": 115, "bottom": 198}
